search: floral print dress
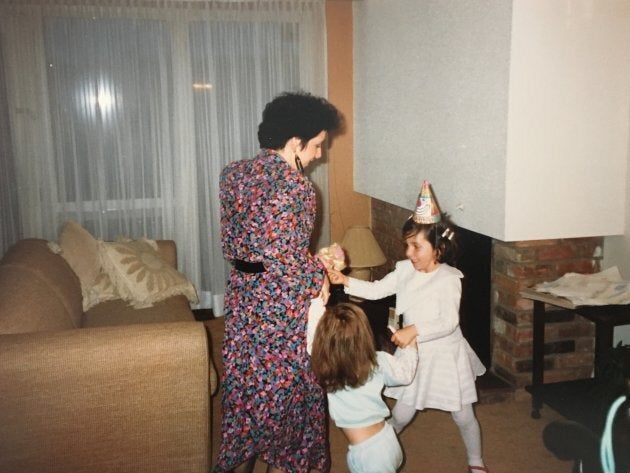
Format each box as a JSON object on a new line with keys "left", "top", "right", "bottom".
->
{"left": 215, "top": 149, "right": 329, "bottom": 473}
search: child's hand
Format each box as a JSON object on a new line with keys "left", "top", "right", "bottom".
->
{"left": 327, "top": 268, "right": 348, "bottom": 286}
{"left": 320, "top": 276, "right": 331, "bottom": 306}
{"left": 391, "top": 325, "right": 418, "bottom": 349}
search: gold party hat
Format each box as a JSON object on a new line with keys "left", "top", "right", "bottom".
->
{"left": 412, "top": 180, "right": 441, "bottom": 224}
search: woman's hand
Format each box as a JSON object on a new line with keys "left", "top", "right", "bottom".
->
{"left": 327, "top": 268, "right": 348, "bottom": 286}
{"left": 391, "top": 325, "right": 418, "bottom": 349}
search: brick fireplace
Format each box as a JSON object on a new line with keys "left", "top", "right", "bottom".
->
{"left": 370, "top": 198, "right": 603, "bottom": 389}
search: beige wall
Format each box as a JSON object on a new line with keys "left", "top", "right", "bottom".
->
{"left": 326, "top": 1, "right": 370, "bottom": 243}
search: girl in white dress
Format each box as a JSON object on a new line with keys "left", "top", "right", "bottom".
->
{"left": 327, "top": 182, "right": 489, "bottom": 473}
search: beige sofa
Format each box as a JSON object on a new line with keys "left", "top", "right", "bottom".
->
{"left": 0, "top": 237, "right": 217, "bottom": 473}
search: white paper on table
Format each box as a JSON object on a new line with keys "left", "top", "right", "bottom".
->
{"left": 534, "top": 266, "right": 630, "bottom": 306}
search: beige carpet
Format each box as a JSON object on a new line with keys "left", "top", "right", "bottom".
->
{"left": 205, "top": 317, "right": 573, "bottom": 472}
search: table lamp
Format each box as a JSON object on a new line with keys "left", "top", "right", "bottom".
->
{"left": 341, "top": 225, "right": 387, "bottom": 281}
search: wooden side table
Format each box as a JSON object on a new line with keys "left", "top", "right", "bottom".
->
{"left": 521, "top": 288, "right": 630, "bottom": 419}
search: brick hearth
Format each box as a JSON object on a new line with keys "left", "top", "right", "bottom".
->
{"left": 492, "top": 238, "right": 602, "bottom": 387}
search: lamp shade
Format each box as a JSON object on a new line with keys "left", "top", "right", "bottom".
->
{"left": 341, "top": 225, "right": 387, "bottom": 269}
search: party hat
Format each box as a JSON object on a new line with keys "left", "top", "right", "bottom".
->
{"left": 412, "top": 180, "right": 441, "bottom": 224}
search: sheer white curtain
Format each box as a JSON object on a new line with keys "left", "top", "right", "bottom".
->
{"left": 0, "top": 0, "right": 329, "bottom": 314}
{"left": 0, "top": 41, "right": 20, "bottom": 254}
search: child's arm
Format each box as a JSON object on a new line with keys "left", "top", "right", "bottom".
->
{"left": 320, "top": 275, "right": 330, "bottom": 305}
{"left": 390, "top": 324, "right": 418, "bottom": 348}
{"left": 306, "top": 297, "right": 325, "bottom": 355}
{"left": 328, "top": 268, "right": 398, "bottom": 301}
{"left": 377, "top": 347, "right": 418, "bottom": 387}
{"left": 391, "top": 278, "right": 462, "bottom": 347}
{"left": 306, "top": 277, "right": 330, "bottom": 355}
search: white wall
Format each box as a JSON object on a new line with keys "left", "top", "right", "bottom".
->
{"left": 603, "top": 130, "right": 630, "bottom": 279}
{"left": 354, "top": 0, "right": 630, "bottom": 242}
{"left": 504, "top": 0, "right": 630, "bottom": 241}
{"left": 353, "top": 0, "right": 513, "bottom": 237}
{"left": 603, "top": 129, "right": 630, "bottom": 344}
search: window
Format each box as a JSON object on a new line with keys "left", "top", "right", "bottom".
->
{"left": 0, "top": 1, "right": 328, "bottom": 312}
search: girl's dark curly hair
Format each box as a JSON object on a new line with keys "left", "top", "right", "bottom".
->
{"left": 402, "top": 213, "right": 459, "bottom": 266}
{"left": 257, "top": 91, "right": 342, "bottom": 149}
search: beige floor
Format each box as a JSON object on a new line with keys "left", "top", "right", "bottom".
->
{"left": 206, "top": 318, "right": 574, "bottom": 472}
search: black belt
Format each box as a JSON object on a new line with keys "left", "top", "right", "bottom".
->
{"left": 233, "top": 259, "right": 266, "bottom": 274}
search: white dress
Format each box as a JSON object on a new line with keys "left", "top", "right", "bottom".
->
{"left": 345, "top": 261, "right": 486, "bottom": 412}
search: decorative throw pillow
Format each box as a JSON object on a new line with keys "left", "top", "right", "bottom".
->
{"left": 99, "top": 238, "right": 198, "bottom": 309}
{"left": 82, "top": 271, "right": 119, "bottom": 311}
{"left": 57, "top": 220, "right": 119, "bottom": 311}
{"left": 58, "top": 220, "right": 101, "bottom": 286}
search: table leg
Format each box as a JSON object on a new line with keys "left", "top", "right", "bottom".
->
{"left": 531, "top": 300, "right": 545, "bottom": 419}
{"left": 593, "top": 322, "right": 615, "bottom": 378}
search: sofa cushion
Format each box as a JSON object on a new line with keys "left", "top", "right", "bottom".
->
{"left": 82, "top": 295, "right": 195, "bottom": 327}
{"left": 99, "top": 239, "right": 198, "bottom": 309}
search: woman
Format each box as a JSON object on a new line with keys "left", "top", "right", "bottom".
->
{"left": 215, "top": 91, "right": 342, "bottom": 473}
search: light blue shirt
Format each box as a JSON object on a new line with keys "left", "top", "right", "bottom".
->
{"left": 327, "top": 348, "right": 418, "bottom": 429}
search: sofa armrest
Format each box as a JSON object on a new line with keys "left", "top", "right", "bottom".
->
{"left": 155, "top": 240, "right": 177, "bottom": 269}
{"left": 0, "top": 322, "right": 215, "bottom": 473}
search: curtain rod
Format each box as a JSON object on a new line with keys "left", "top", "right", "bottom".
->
{"left": 0, "top": 0, "right": 326, "bottom": 7}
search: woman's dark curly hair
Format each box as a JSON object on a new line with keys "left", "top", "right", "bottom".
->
{"left": 257, "top": 91, "right": 342, "bottom": 149}
{"left": 402, "top": 213, "right": 459, "bottom": 266}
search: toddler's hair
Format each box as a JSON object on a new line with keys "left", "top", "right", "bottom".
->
{"left": 311, "top": 303, "right": 376, "bottom": 393}
{"left": 402, "top": 214, "right": 459, "bottom": 265}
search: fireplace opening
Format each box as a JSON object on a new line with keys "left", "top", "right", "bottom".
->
{"left": 456, "top": 226, "right": 493, "bottom": 367}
